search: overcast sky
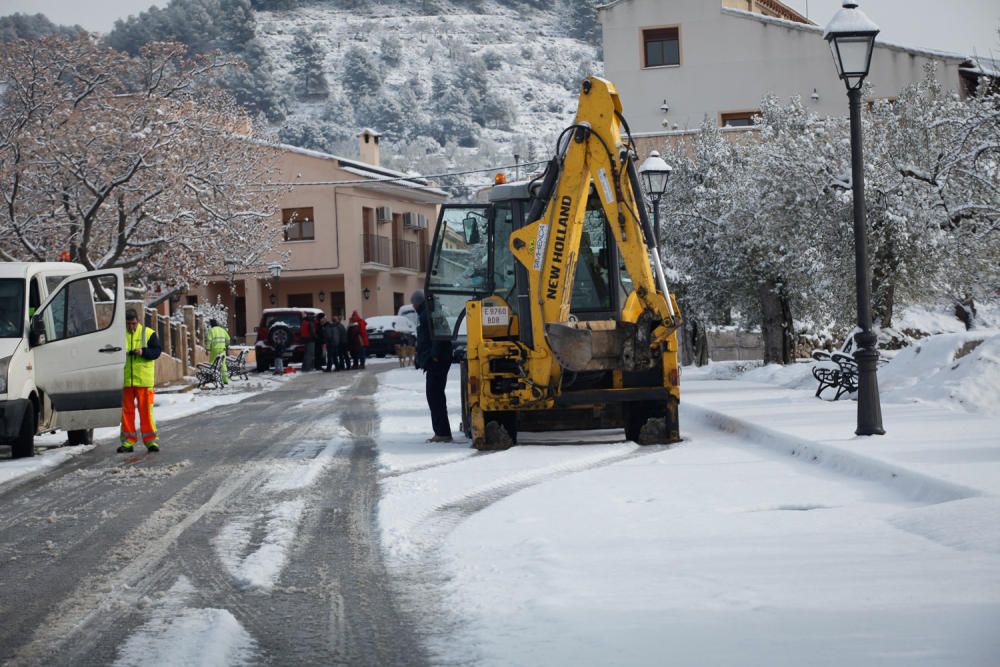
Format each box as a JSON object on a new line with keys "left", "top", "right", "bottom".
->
{"left": 783, "top": 0, "right": 998, "bottom": 57}
{"left": 1, "top": 0, "right": 998, "bottom": 58}
{"left": 0, "top": 0, "right": 166, "bottom": 32}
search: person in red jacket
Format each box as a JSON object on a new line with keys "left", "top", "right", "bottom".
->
{"left": 349, "top": 310, "right": 368, "bottom": 369}
{"left": 300, "top": 313, "right": 316, "bottom": 371}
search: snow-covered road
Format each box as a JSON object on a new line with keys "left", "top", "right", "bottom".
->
{"left": 0, "top": 363, "right": 426, "bottom": 667}
{"left": 2, "top": 342, "right": 998, "bottom": 666}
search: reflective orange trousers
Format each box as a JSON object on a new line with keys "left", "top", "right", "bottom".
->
{"left": 121, "top": 387, "right": 157, "bottom": 446}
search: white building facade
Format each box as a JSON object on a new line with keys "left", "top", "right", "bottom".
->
{"left": 599, "top": 0, "right": 981, "bottom": 135}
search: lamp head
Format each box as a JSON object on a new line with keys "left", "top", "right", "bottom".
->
{"left": 824, "top": 1, "right": 880, "bottom": 90}
{"left": 638, "top": 150, "right": 673, "bottom": 198}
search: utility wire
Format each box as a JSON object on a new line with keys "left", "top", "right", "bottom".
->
{"left": 258, "top": 159, "right": 549, "bottom": 188}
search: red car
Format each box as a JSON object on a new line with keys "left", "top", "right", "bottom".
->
{"left": 253, "top": 307, "right": 324, "bottom": 372}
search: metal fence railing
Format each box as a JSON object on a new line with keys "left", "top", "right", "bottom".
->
{"left": 362, "top": 234, "right": 392, "bottom": 265}
{"left": 393, "top": 239, "right": 423, "bottom": 271}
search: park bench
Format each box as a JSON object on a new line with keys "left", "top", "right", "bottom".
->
{"left": 811, "top": 349, "right": 859, "bottom": 400}
{"left": 226, "top": 348, "right": 250, "bottom": 382}
{"left": 810, "top": 329, "right": 889, "bottom": 400}
{"left": 195, "top": 354, "right": 225, "bottom": 390}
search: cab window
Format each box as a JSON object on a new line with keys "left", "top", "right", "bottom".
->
{"left": 570, "top": 202, "right": 613, "bottom": 312}
{"left": 492, "top": 202, "right": 516, "bottom": 297}
{"left": 38, "top": 274, "right": 117, "bottom": 343}
{"left": 0, "top": 279, "right": 25, "bottom": 338}
{"left": 427, "top": 206, "right": 491, "bottom": 294}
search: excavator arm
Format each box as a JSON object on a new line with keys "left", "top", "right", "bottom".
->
{"left": 509, "top": 77, "right": 680, "bottom": 390}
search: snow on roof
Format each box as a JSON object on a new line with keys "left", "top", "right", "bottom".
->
{"left": 339, "top": 165, "right": 450, "bottom": 197}
{"left": 960, "top": 57, "right": 1000, "bottom": 79}
{"left": 720, "top": 7, "right": 970, "bottom": 62}
{"left": 599, "top": 0, "right": 810, "bottom": 23}
{"left": 273, "top": 142, "right": 447, "bottom": 197}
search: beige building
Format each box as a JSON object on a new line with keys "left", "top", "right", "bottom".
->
{"left": 599, "top": 0, "right": 986, "bottom": 136}
{"left": 196, "top": 130, "right": 448, "bottom": 343}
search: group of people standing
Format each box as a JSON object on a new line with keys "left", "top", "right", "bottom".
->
{"left": 120, "top": 296, "right": 455, "bottom": 453}
{"left": 300, "top": 310, "right": 368, "bottom": 373}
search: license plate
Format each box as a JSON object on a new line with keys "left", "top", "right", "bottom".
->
{"left": 483, "top": 306, "right": 509, "bottom": 326}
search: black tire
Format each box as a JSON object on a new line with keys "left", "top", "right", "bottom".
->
{"left": 267, "top": 324, "right": 291, "bottom": 348}
{"left": 376, "top": 353, "right": 386, "bottom": 358}
{"left": 482, "top": 411, "right": 517, "bottom": 450}
{"left": 11, "top": 403, "right": 35, "bottom": 459}
{"left": 625, "top": 402, "right": 652, "bottom": 444}
{"left": 67, "top": 429, "right": 94, "bottom": 446}
{"left": 625, "top": 401, "right": 673, "bottom": 445}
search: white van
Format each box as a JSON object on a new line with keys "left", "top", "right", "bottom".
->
{"left": 0, "top": 263, "right": 125, "bottom": 458}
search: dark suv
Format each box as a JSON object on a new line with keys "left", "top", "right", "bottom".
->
{"left": 253, "top": 307, "right": 324, "bottom": 372}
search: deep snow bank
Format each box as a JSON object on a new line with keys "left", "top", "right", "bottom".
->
{"left": 709, "top": 330, "right": 1000, "bottom": 415}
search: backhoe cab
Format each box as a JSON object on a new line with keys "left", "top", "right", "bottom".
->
{"left": 424, "top": 76, "right": 681, "bottom": 450}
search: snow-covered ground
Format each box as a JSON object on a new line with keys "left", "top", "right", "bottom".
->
{"left": 375, "top": 330, "right": 1000, "bottom": 666}
{"left": 0, "top": 371, "right": 303, "bottom": 490}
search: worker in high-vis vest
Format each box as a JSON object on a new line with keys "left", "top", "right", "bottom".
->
{"left": 120, "top": 308, "right": 163, "bottom": 453}
{"left": 206, "top": 318, "right": 231, "bottom": 385}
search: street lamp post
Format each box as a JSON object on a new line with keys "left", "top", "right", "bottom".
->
{"left": 825, "top": 0, "right": 885, "bottom": 436}
{"left": 638, "top": 149, "right": 672, "bottom": 234}
{"left": 268, "top": 261, "right": 282, "bottom": 307}
{"left": 638, "top": 149, "right": 680, "bottom": 330}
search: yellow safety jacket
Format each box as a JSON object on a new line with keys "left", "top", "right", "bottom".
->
{"left": 124, "top": 325, "right": 156, "bottom": 388}
{"left": 207, "top": 325, "right": 231, "bottom": 354}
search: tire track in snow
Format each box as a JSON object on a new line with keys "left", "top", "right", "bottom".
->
{"left": 167, "top": 369, "right": 428, "bottom": 666}
{"left": 378, "top": 435, "right": 681, "bottom": 666}
{"left": 5, "top": 376, "right": 328, "bottom": 665}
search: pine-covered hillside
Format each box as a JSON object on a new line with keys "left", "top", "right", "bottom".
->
{"left": 107, "top": 0, "right": 603, "bottom": 194}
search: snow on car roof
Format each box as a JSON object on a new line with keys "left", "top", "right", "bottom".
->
{"left": 261, "top": 307, "right": 324, "bottom": 314}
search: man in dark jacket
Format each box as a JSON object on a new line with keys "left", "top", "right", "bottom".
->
{"left": 412, "top": 290, "right": 453, "bottom": 442}
{"left": 321, "top": 315, "right": 338, "bottom": 372}
{"left": 334, "top": 316, "right": 349, "bottom": 370}
{"left": 314, "top": 312, "right": 327, "bottom": 369}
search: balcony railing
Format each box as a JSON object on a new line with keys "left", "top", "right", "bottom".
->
{"left": 362, "top": 234, "right": 392, "bottom": 265}
{"left": 393, "top": 239, "right": 425, "bottom": 271}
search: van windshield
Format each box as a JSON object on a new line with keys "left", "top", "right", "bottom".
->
{"left": 0, "top": 279, "right": 25, "bottom": 338}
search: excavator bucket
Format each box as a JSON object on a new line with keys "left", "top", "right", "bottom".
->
{"left": 546, "top": 321, "right": 635, "bottom": 372}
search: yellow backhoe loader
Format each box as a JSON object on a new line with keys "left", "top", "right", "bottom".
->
{"left": 424, "top": 76, "right": 682, "bottom": 450}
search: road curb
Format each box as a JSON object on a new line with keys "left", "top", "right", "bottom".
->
{"left": 682, "top": 401, "right": 980, "bottom": 504}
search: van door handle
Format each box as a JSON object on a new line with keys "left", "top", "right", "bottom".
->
{"left": 99, "top": 345, "right": 122, "bottom": 353}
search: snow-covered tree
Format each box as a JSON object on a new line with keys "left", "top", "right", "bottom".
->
{"left": 0, "top": 36, "right": 288, "bottom": 292}
{"left": 290, "top": 29, "right": 330, "bottom": 99}
{"left": 342, "top": 45, "right": 382, "bottom": 99}
{"left": 0, "top": 13, "right": 83, "bottom": 41}
{"left": 379, "top": 35, "right": 402, "bottom": 68}
{"left": 659, "top": 69, "right": 1000, "bottom": 362}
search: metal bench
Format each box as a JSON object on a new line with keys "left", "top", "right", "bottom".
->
{"left": 226, "top": 348, "right": 250, "bottom": 382}
{"left": 811, "top": 349, "right": 858, "bottom": 400}
{"left": 195, "top": 354, "right": 225, "bottom": 390}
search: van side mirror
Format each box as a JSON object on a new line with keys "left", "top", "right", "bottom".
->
{"left": 29, "top": 315, "right": 46, "bottom": 347}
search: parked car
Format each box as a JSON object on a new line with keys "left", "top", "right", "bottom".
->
{"left": 1, "top": 262, "right": 126, "bottom": 458}
{"left": 253, "top": 307, "right": 324, "bottom": 372}
{"left": 397, "top": 304, "right": 419, "bottom": 330}
{"left": 366, "top": 315, "right": 416, "bottom": 358}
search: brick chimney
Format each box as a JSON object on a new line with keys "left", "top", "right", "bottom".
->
{"left": 359, "top": 128, "right": 381, "bottom": 166}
